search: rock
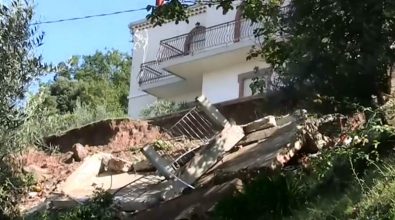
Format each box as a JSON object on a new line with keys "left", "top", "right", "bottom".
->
{"left": 133, "top": 160, "right": 155, "bottom": 172}
{"left": 61, "top": 151, "right": 74, "bottom": 164}
{"left": 106, "top": 157, "right": 133, "bottom": 173}
{"left": 72, "top": 143, "right": 87, "bottom": 162}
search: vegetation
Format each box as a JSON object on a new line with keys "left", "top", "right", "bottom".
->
{"left": 149, "top": 0, "right": 395, "bottom": 105}
{"left": 0, "top": 1, "right": 130, "bottom": 218}
{"left": 140, "top": 99, "right": 190, "bottom": 118}
{"left": 38, "top": 50, "right": 131, "bottom": 115}
{"left": 0, "top": 0, "right": 395, "bottom": 219}
{"left": 213, "top": 107, "right": 395, "bottom": 219}
{"left": 0, "top": 0, "right": 49, "bottom": 218}
{"left": 29, "top": 188, "right": 116, "bottom": 220}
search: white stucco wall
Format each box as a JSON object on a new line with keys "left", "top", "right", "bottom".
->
{"left": 128, "top": 94, "right": 157, "bottom": 119}
{"left": 202, "top": 60, "right": 270, "bottom": 104}
{"left": 169, "top": 90, "right": 201, "bottom": 103}
{"left": 128, "top": 3, "right": 242, "bottom": 118}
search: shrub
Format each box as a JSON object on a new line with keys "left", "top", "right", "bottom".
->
{"left": 213, "top": 174, "right": 305, "bottom": 220}
{"left": 140, "top": 100, "right": 190, "bottom": 118}
{"left": 30, "top": 188, "right": 115, "bottom": 220}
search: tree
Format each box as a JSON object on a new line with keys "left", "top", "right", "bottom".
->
{"left": 0, "top": 1, "right": 47, "bottom": 218}
{"left": 147, "top": 0, "right": 395, "bottom": 105}
{"left": 40, "top": 50, "right": 131, "bottom": 114}
{"left": 0, "top": 0, "right": 46, "bottom": 132}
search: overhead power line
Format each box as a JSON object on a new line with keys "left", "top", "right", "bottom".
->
{"left": 31, "top": 7, "right": 148, "bottom": 26}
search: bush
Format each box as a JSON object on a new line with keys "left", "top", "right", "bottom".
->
{"left": 30, "top": 188, "right": 115, "bottom": 220}
{"left": 214, "top": 174, "right": 305, "bottom": 220}
{"left": 21, "top": 92, "right": 125, "bottom": 152}
{"left": 140, "top": 100, "right": 190, "bottom": 118}
{"left": 0, "top": 158, "right": 36, "bottom": 219}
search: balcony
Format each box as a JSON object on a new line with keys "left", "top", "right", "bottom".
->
{"left": 157, "top": 19, "right": 260, "bottom": 62}
{"left": 138, "top": 61, "right": 198, "bottom": 98}
{"left": 138, "top": 61, "right": 182, "bottom": 87}
{"left": 137, "top": 19, "right": 260, "bottom": 94}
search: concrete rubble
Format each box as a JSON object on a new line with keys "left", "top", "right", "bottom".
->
{"left": 22, "top": 95, "right": 369, "bottom": 219}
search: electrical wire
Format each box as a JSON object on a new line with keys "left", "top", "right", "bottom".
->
{"left": 31, "top": 7, "right": 148, "bottom": 26}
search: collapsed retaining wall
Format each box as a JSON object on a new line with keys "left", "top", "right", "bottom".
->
{"left": 44, "top": 119, "right": 163, "bottom": 153}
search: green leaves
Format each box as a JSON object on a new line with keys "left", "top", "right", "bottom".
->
{"left": 37, "top": 50, "right": 131, "bottom": 115}
{"left": 148, "top": 0, "right": 395, "bottom": 105}
{"left": 0, "top": 0, "right": 47, "bottom": 154}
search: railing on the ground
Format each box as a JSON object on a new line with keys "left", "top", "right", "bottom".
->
{"left": 157, "top": 19, "right": 260, "bottom": 62}
{"left": 157, "top": 106, "right": 220, "bottom": 170}
{"left": 137, "top": 61, "right": 174, "bottom": 86}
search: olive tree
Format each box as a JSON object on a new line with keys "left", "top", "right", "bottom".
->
{"left": 0, "top": 0, "right": 45, "bottom": 149}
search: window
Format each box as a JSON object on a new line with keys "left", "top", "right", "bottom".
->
{"left": 238, "top": 68, "right": 274, "bottom": 97}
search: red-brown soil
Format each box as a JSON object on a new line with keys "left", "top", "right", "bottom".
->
{"left": 18, "top": 119, "right": 168, "bottom": 213}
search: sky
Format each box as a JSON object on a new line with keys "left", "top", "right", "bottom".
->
{"left": 25, "top": 0, "right": 152, "bottom": 92}
{"left": 34, "top": 0, "right": 152, "bottom": 65}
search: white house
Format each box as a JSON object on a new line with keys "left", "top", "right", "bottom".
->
{"left": 128, "top": 1, "right": 273, "bottom": 118}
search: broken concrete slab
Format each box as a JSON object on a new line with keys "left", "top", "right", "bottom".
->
{"left": 131, "top": 178, "right": 244, "bottom": 220}
{"left": 207, "top": 120, "right": 299, "bottom": 175}
{"left": 238, "top": 126, "right": 279, "bottom": 146}
{"left": 61, "top": 153, "right": 148, "bottom": 199}
{"left": 165, "top": 125, "right": 244, "bottom": 197}
{"left": 242, "top": 116, "right": 277, "bottom": 134}
{"left": 61, "top": 153, "right": 105, "bottom": 196}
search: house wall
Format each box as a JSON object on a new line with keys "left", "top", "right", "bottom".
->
{"left": 202, "top": 60, "right": 270, "bottom": 104}
{"left": 169, "top": 90, "right": 202, "bottom": 103}
{"left": 128, "top": 2, "right": 242, "bottom": 118}
{"left": 128, "top": 94, "right": 157, "bottom": 119}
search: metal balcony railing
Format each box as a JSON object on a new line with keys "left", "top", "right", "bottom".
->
{"left": 157, "top": 19, "right": 260, "bottom": 62}
{"left": 138, "top": 19, "right": 260, "bottom": 86}
{"left": 138, "top": 61, "right": 173, "bottom": 86}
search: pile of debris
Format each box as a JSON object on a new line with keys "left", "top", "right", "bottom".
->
{"left": 20, "top": 95, "right": 368, "bottom": 220}
{"left": 18, "top": 120, "right": 172, "bottom": 214}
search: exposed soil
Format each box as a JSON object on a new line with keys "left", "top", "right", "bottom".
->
{"left": 44, "top": 119, "right": 164, "bottom": 153}
{"left": 19, "top": 119, "right": 168, "bottom": 213}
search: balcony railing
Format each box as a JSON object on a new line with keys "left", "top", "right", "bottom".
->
{"left": 157, "top": 19, "right": 260, "bottom": 62}
{"left": 138, "top": 61, "right": 174, "bottom": 86}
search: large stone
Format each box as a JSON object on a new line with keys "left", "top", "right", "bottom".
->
{"left": 60, "top": 151, "right": 74, "bottom": 164}
{"left": 133, "top": 160, "right": 155, "bottom": 172}
{"left": 106, "top": 157, "right": 133, "bottom": 173}
{"left": 71, "top": 143, "right": 87, "bottom": 162}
